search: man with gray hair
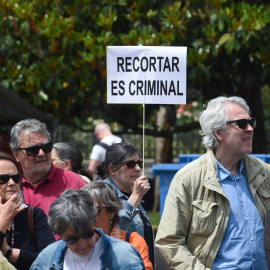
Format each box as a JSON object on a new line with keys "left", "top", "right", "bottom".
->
{"left": 155, "top": 96, "right": 270, "bottom": 269}
{"left": 9, "top": 119, "right": 86, "bottom": 220}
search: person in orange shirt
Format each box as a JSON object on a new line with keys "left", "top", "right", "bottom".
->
{"left": 83, "top": 181, "right": 153, "bottom": 270}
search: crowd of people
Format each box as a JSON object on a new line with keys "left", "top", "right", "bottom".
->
{"left": 1, "top": 95, "right": 270, "bottom": 269}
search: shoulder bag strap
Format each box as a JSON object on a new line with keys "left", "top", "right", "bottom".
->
{"left": 28, "top": 206, "right": 36, "bottom": 242}
{"left": 97, "top": 142, "right": 110, "bottom": 150}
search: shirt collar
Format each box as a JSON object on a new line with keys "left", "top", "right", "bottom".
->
{"left": 216, "top": 158, "right": 245, "bottom": 182}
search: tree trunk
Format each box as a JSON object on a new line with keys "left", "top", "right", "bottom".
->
{"left": 237, "top": 72, "right": 267, "bottom": 153}
{"left": 152, "top": 105, "right": 176, "bottom": 212}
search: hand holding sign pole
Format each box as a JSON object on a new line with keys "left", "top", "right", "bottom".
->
{"left": 107, "top": 46, "right": 187, "bottom": 171}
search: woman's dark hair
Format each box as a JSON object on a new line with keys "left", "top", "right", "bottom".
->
{"left": 96, "top": 142, "right": 139, "bottom": 179}
{"left": 53, "top": 142, "right": 92, "bottom": 180}
{"left": 0, "top": 151, "right": 20, "bottom": 173}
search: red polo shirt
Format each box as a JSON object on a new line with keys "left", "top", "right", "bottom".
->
{"left": 21, "top": 163, "right": 86, "bottom": 216}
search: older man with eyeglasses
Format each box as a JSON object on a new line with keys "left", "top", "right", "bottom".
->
{"left": 9, "top": 119, "right": 86, "bottom": 224}
{"left": 155, "top": 96, "right": 270, "bottom": 270}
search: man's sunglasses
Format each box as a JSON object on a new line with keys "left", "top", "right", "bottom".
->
{"left": 226, "top": 118, "right": 256, "bottom": 130}
{"left": 0, "top": 174, "right": 23, "bottom": 184}
{"left": 124, "top": 160, "right": 143, "bottom": 169}
{"left": 64, "top": 230, "right": 95, "bottom": 245}
{"left": 16, "top": 142, "right": 53, "bottom": 156}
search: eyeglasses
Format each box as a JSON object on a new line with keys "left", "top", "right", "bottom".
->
{"left": 226, "top": 118, "right": 256, "bottom": 130}
{"left": 64, "top": 230, "right": 95, "bottom": 245}
{"left": 124, "top": 160, "right": 143, "bottom": 169}
{"left": 16, "top": 142, "right": 53, "bottom": 156}
{"left": 0, "top": 174, "right": 23, "bottom": 184}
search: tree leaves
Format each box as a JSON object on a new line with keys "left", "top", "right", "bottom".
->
{"left": 1, "top": 0, "right": 270, "bottom": 138}
{"left": 218, "top": 33, "right": 232, "bottom": 46}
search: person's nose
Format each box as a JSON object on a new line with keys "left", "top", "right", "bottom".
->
{"left": 76, "top": 236, "right": 87, "bottom": 247}
{"left": 37, "top": 148, "right": 45, "bottom": 156}
{"left": 246, "top": 123, "right": 254, "bottom": 131}
{"left": 135, "top": 164, "right": 141, "bottom": 170}
{"left": 7, "top": 177, "right": 16, "bottom": 185}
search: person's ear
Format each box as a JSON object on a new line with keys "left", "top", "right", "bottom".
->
{"left": 12, "top": 149, "right": 20, "bottom": 163}
{"left": 108, "top": 164, "right": 116, "bottom": 175}
{"left": 214, "top": 130, "right": 223, "bottom": 141}
{"left": 64, "top": 160, "right": 72, "bottom": 171}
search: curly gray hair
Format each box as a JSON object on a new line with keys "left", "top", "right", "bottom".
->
{"left": 10, "top": 118, "right": 51, "bottom": 150}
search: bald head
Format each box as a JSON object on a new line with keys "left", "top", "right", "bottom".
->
{"left": 94, "top": 123, "right": 113, "bottom": 140}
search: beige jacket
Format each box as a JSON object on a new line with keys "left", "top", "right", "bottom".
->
{"left": 155, "top": 150, "right": 270, "bottom": 269}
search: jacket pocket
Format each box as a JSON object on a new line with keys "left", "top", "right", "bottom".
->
{"left": 190, "top": 200, "right": 217, "bottom": 236}
{"left": 258, "top": 186, "right": 270, "bottom": 211}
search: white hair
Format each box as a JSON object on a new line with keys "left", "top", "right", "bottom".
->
{"left": 199, "top": 96, "right": 250, "bottom": 150}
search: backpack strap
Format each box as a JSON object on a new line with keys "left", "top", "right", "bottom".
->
{"left": 125, "top": 231, "right": 131, "bottom": 243}
{"left": 28, "top": 206, "right": 36, "bottom": 242}
{"left": 96, "top": 142, "right": 110, "bottom": 150}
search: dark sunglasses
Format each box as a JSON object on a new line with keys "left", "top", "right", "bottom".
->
{"left": 16, "top": 142, "right": 53, "bottom": 156}
{"left": 226, "top": 118, "right": 256, "bottom": 130}
{"left": 124, "top": 160, "right": 143, "bottom": 169}
{"left": 0, "top": 174, "right": 23, "bottom": 184}
{"left": 64, "top": 230, "right": 95, "bottom": 245}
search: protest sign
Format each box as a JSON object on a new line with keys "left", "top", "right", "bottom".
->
{"left": 107, "top": 46, "right": 187, "bottom": 104}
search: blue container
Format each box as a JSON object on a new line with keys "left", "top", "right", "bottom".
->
{"left": 250, "top": 154, "right": 267, "bottom": 162}
{"left": 178, "top": 154, "right": 202, "bottom": 163}
{"left": 152, "top": 163, "right": 185, "bottom": 217}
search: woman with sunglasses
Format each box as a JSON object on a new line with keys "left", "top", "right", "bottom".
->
{"left": 83, "top": 181, "right": 153, "bottom": 270}
{"left": 30, "top": 188, "right": 146, "bottom": 270}
{"left": 0, "top": 152, "right": 55, "bottom": 270}
{"left": 96, "top": 142, "right": 155, "bottom": 268}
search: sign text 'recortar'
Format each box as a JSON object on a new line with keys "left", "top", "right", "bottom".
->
{"left": 117, "top": 56, "right": 180, "bottom": 72}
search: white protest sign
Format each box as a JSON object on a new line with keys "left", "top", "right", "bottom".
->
{"left": 107, "top": 46, "right": 187, "bottom": 104}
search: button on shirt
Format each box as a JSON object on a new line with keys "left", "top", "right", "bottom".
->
{"left": 212, "top": 159, "right": 267, "bottom": 270}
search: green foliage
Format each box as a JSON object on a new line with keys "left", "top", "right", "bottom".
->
{"left": 0, "top": 0, "right": 166, "bottom": 129}
{"left": 148, "top": 211, "right": 160, "bottom": 225}
{"left": 148, "top": 211, "right": 160, "bottom": 237}
{"left": 1, "top": 0, "right": 270, "bottom": 141}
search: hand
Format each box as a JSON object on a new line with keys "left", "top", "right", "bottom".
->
{"left": 129, "top": 174, "right": 150, "bottom": 208}
{"left": 133, "top": 173, "right": 151, "bottom": 198}
{"left": 0, "top": 194, "right": 25, "bottom": 233}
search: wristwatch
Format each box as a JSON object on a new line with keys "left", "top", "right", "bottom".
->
{"left": 5, "top": 246, "right": 13, "bottom": 259}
